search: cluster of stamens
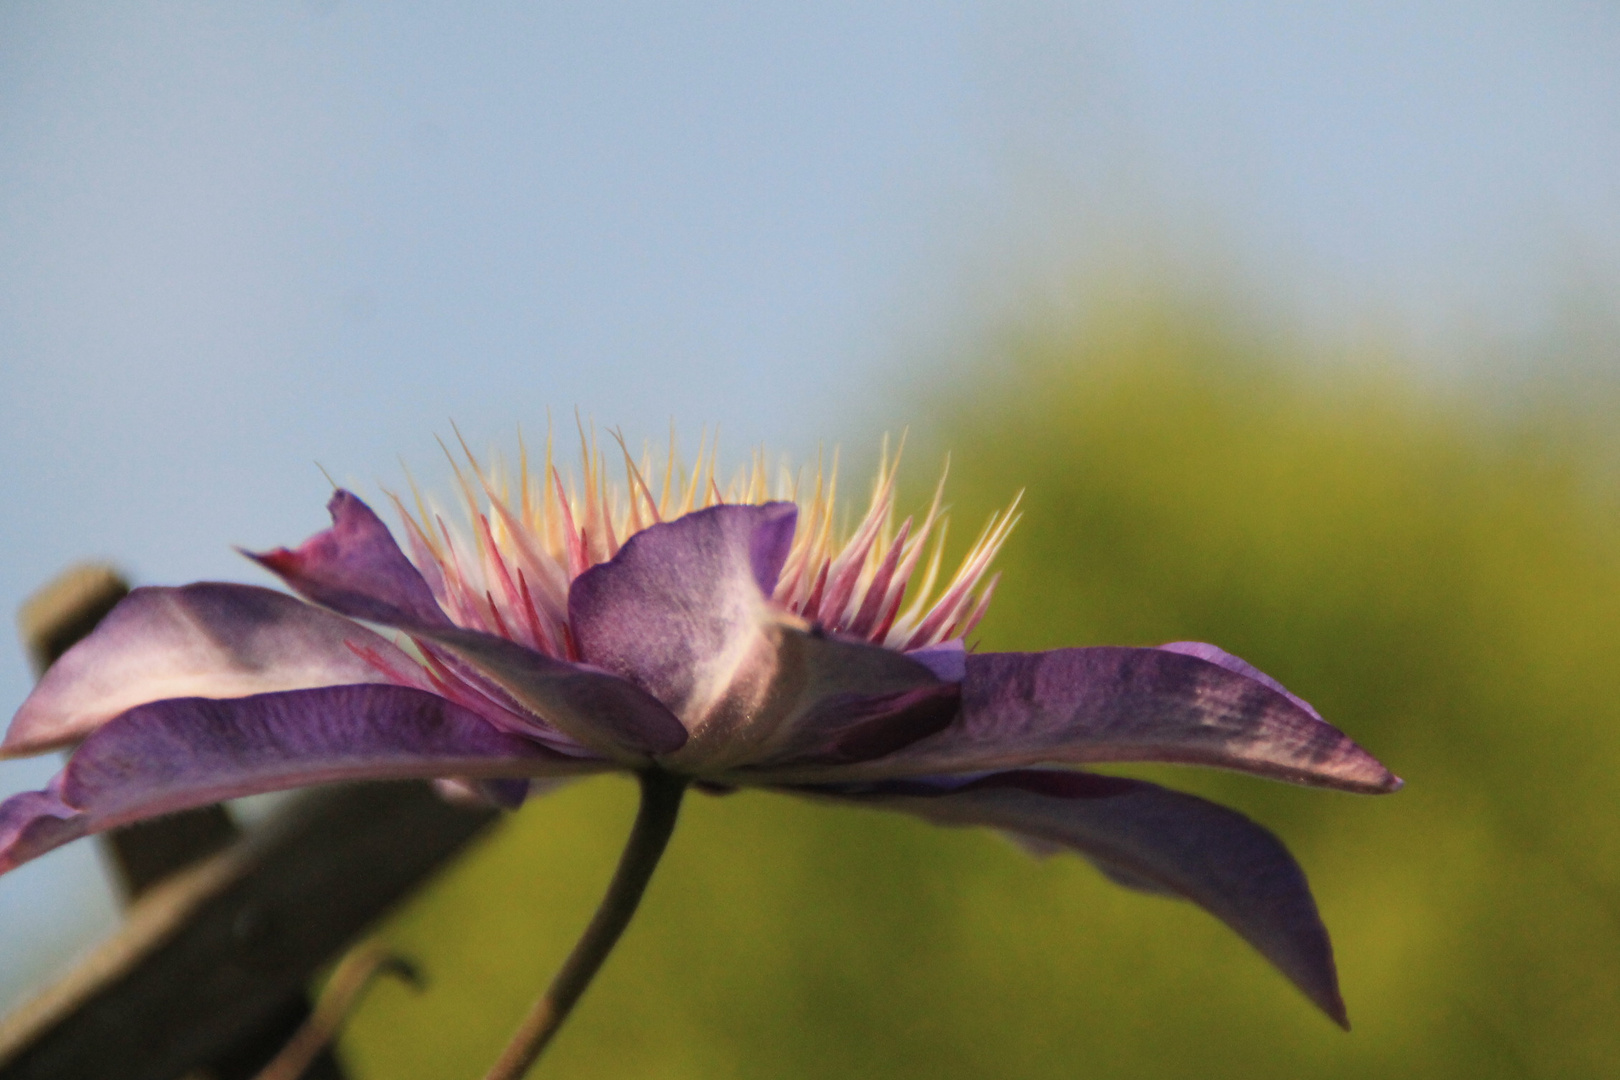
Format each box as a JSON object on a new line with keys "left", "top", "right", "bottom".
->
{"left": 386, "top": 428, "right": 1018, "bottom": 663}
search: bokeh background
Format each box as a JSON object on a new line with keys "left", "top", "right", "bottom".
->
{"left": 4, "top": 4, "right": 1619, "bottom": 1078}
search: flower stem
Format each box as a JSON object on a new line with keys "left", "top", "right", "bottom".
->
{"left": 482, "top": 769, "right": 688, "bottom": 1080}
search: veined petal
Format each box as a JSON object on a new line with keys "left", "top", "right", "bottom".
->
{"left": 800, "top": 647, "right": 1399, "bottom": 793}
{"left": 0, "top": 685, "right": 585, "bottom": 874}
{"left": 568, "top": 503, "right": 948, "bottom": 769}
{"left": 249, "top": 490, "right": 686, "bottom": 760}
{"left": 3, "top": 583, "right": 411, "bottom": 758}
{"left": 1157, "top": 641, "right": 1323, "bottom": 719}
{"left": 830, "top": 769, "right": 1348, "bottom": 1027}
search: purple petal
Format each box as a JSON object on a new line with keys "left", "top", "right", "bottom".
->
{"left": 0, "top": 786, "right": 87, "bottom": 874}
{"left": 4, "top": 583, "right": 412, "bottom": 758}
{"left": 569, "top": 504, "right": 945, "bottom": 768}
{"left": 834, "top": 769, "right": 1349, "bottom": 1027}
{"left": 1158, "top": 642, "right": 1322, "bottom": 719}
{"left": 0, "top": 684, "right": 576, "bottom": 874}
{"left": 907, "top": 640, "right": 966, "bottom": 682}
{"left": 246, "top": 490, "right": 454, "bottom": 629}
{"left": 249, "top": 491, "right": 686, "bottom": 759}
{"left": 834, "top": 647, "right": 1400, "bottom": 793}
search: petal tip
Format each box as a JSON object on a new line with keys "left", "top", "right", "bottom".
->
{"left": 0, "top": 736, "right": 40, "bottom": 760}
{"left": 1346, "top": 754, "right": 1402, "bottom": 794}
{"left": 1318, "top": 984, "right": 1351, "bottom": 1030}
{"left": 241, "top": 545, "right": 298, "bottom": 576}
{"left": 1298, "top": 958, "right": 1349, "bottom": 1029}
{"left": 0, "top": 790, "right": 88, "bottom": 875}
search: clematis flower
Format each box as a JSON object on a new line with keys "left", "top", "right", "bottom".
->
{"left": 0, "top": 437, "right": 1398, "bottom": 1063}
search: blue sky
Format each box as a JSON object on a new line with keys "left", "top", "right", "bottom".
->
{"left": 2, "top": 1, "right": 1616, "bottom": 1006}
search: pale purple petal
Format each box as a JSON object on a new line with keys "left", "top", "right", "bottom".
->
{"left": 833, "top": 769, "right": 1348, "bottom": 1026}
{"left": 569, "top": 504, "right": 945, "bottom": 768}
{"left": 4, "top": 584, "right": 413, "bottom": 758}
{"left": 249, "top": 491, "right": 686, "bottom": 759}
{"left": 0, "top": 684, "right": 577, "bottom": 874}
{"left": 568, "top": 502, "right": 798, "bottom": 722}
{"left": 821, "top": 647, "right": 1399, "bottom": 793}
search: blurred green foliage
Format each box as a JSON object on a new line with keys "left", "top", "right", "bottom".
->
{"left": 341, "top": 297, "right": 1620, "bottom": 1078}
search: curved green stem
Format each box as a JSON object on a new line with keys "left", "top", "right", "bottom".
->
{"left": 483, "top": 770, "right": 687, "bottom": 1080}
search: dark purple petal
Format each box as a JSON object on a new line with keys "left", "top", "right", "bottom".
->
{"left": 246, "top": 490, "right": 454, "bottom": 629}
{"left": 4, "top": 583, "right": 412, "bottom": 758}
{"left": 784, "top": 680, "right": 959, "bottom": 764}
{"left": 249, "top": 491, "right": 686, "bottom": 759}
{"left": 740, "top": 630, "right": 959, "bottom": 766}
{"left": 569, "top": 504, "right": 949, "bottom": 768}
{"left": 831, "top": 769, "right": 1349, "bottom": 1027}
{"left": 0, "top": 684, "right": 578, "bottom": 874}
{"left": 835, "top": 647, "right": 1399, "bottom": 793}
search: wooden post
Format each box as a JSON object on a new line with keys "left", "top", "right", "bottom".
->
{"left": 4, "top": 565, "right": 502, "bottom": 1079}
{"left": 0, "top": 781, "right": 497, "bottom": 1080}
